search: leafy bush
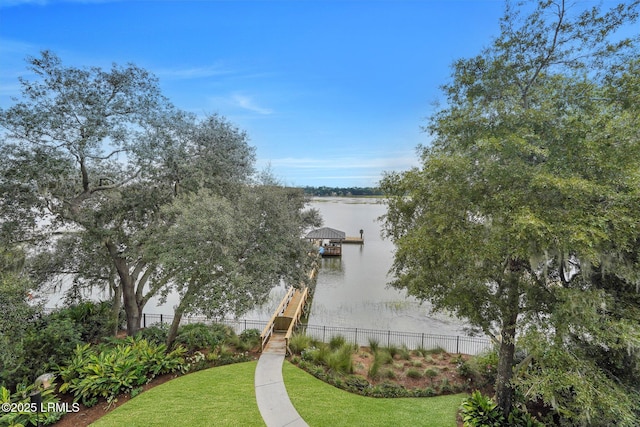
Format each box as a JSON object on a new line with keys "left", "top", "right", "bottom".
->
{"left": 135, "top": 323, "right": 169, "bottom": 345}
{"left": 472, "top": 349, "right": 499, "bottom": 386}
{"left": 456, "top": 356, "right": 477, "bottom": 382}
{"left": 175, "top": 323, "right": 217, "bottom": 352}
{"left": 461, "top": 390, "right": 504, "bottom": 427}
{"left": 508, "top": 406, "right": 545, "bottom": 427}
{"left": 57, "top": 338, "right": 187, "bottom": 407}
{"left": 367, "top": 338, "right": 379, "bottom": 353}
{"left": 344, "top": 375, "right": 370, "bottom": 392}
{"left": 51, "top": 301, "right": 123, "bottom": 343}
{"left": 0, "top": 381, "right": 64, "bottom": 427}
{"left": 209, "top": 323, "right": 236, "bottom": 346}
{"left": 236, "top": 329, "right": 261, "bottom": 351}
{"left": 22, "top": 317, "right": 83, "bottom": 376}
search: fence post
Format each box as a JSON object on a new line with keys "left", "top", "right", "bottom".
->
{"left": 160, "top": 314, "right": 163, "bottom": 325}
{"left": 421, "top": 333, "right": 424, "bottom": 349}
{"left": 355, "top": 328, "right": 358, "bottom": 345}
{"left": 323, "top": 325, "right": 326, "bottom": 342}
{"left": 143, "top": 313, "right": 146, "bottom": 328}
{"left": 456, "top": 336, "right": 460, "bottom": 354}
{"left": 387, "top": 330, "right": 391, "bottom": 347}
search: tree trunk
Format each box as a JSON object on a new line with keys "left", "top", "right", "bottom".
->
{"left": 110, "top": 282, "right": 123, "bottom": 336}
{"left": 166, "top": 309, "right": 184, "bottom": 349}
{"left": 105, "top": 240, "right": 141, "bottom": 335}
{"left": 166, "top": 286, "right": 195, "bottom": 348}
{"left": 495, "top": 320, "right": 517, "bottom": 416}
{"left": 495, "top": 280, "right": 520, "bottom": 418}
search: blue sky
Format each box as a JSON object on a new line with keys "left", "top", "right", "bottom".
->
{"left": 0, "top": 0, "right": 509, "bottom": 187}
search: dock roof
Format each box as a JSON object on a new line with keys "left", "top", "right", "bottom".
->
{"left": 305, "top": 227, "right": 346, "bottom": 240}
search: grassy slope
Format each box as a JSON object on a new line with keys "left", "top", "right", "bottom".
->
{"left": 283, "top": 362, "right": 466, "bottom": 427}
{"left": 92, "top": 361, "right": 465, "bottom": 427}
{"left": 91, "top": 362, "right": 264, "bottom": 427}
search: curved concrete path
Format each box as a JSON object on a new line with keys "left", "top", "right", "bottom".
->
{"left": 255, "top": 334, "right": 309, "bottom": 427}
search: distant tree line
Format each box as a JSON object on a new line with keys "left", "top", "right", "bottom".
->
{"left": 302, "top": 186, "right": 382, "bottom": 197}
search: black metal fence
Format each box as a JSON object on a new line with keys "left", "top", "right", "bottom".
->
{"left": 141, "top": 312, "right": 492, "bottom": 355}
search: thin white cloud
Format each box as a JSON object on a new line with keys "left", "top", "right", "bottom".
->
{"left": 231, "top": 94, "right": 273, "bottom": 115}
{"left": 155, "top": 65, "right": 231, "bottom": 80}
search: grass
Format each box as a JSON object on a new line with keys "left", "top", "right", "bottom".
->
{"left": 283, "top": 362, "right": 466, "bottom": 427}
{"left": 91, "top": 362, "right": 264, "bottom": 427}
{"left": 92, "top": 361, "right": 465, "bottom": 427}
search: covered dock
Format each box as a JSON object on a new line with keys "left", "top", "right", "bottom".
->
{"left": 306, "top": 227, "right": 345, "bottom": 257}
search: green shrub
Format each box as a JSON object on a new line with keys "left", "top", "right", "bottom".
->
{"left": 135, "top": 323, "right": 169, "bottom": 345}
{"left": 424, "top": 367, "right": 439, "bottom": 385}
{"left": 234, "top": 328, "right": 261, "bottom": 351}
{"left": 344, "top": 375, "right": 370, "bottom": 392}
{"left": 51, "top": 301, "right": 123, "bottom": 343}
{"left": 57, "top": 338, "right": 187, "bottom": 407}
{"left": 472, "top": 349, "right": 499, "bottom": 386}
{"left": 370, "top": 382, "right": 404, "bottom": 398}
{"left": 311, "top": 344, "right": 332, "bottom": 366}
{"left": 406, "top": 368, "right": 423, "bottom": 379}
{"left": 423, "top": 346, "right": 446, "bottom": 355}
{"left": 375, "top": 349, "right": 393, "bottom": 365}
{"left": 439, "top": 377, "right": 453, "bottom": 394}
{"left": 0, "top": 382, "right": 64, "bottom": 427}
{"left": 399, "top": 345, "right": 411, "bottom": 360}
{"left": 288, "top": 333, "right": 312, "bottom": 354}
{"left": 22, "top": 317, "right": 83, "bottom": 375}
{"left": 456, "top": 357, "right": 477, "bottom": 382}
{"left": 367, "top": 356, "right": 382, "bottom": 380}
{"left": 508, "top": 406, "right": 545, "bottom": 427}
{"left": 326, "top": 343, "right": 354, "bottom": 375}
{"left": 209, "top": 323, "right": 236, "bottom": 345}
{"left": 460, "top": 390, "right": 504, "bottom": 427}
{"left": 176, "top": 323, "right": 217, "bottom": 352}
{"left": 382, "top": 369, "right": 396, "bottom": 380}
{"left": 329, "top": 335, "right": 347, "bottom": 350}
{"left": 368, "top": 338, "right": 379, "bottom": 353}
{"left": 385, "top": 344, "right": 400, "bottom": 358}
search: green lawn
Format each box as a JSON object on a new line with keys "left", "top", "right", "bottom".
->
{"left": 92, "top": 361, "right": 465, "bottom": 427}
{"left": 283, "top": 363, "right": 466, "bottom": 427}
{"left": 91, "top": 362, "right": 264, "bottom": 427}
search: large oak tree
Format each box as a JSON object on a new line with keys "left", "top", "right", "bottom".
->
{"left": 0, "top": 52, "right": 317, "bottom": 336}
{"left": 381, "top": 1, "right": 639, "bottom": 423}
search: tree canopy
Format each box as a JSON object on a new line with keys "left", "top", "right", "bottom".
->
{"left": 381, "top": 1, "right": 640, "bottom": 424}
{"left": 0, "top": 51, "right": 319, "bottom": 337}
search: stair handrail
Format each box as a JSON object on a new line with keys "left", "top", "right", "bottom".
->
{"left": 260, "top": 286, "right": 295, "bottom": 351}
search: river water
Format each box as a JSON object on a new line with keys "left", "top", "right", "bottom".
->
{"left": 44, "top": 197, "right": 470, "bottom": 337}
{"left": 303, "top": 197, "right": 469, "bottom": 336}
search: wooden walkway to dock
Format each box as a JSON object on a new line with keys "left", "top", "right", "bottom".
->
{"left": 260, "top": 286, "right": 309, "bottom": 355}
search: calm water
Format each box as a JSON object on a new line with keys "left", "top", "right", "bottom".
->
{"left": 304, "top": 197, "right": 469, "bottom": 336}
{"left": 45, "top": 197, "right": 470, "bottom": 336}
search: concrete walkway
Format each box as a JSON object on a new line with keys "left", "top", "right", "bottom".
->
{"left": 254, "top": 334, "right": 309, "bottom": 427}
